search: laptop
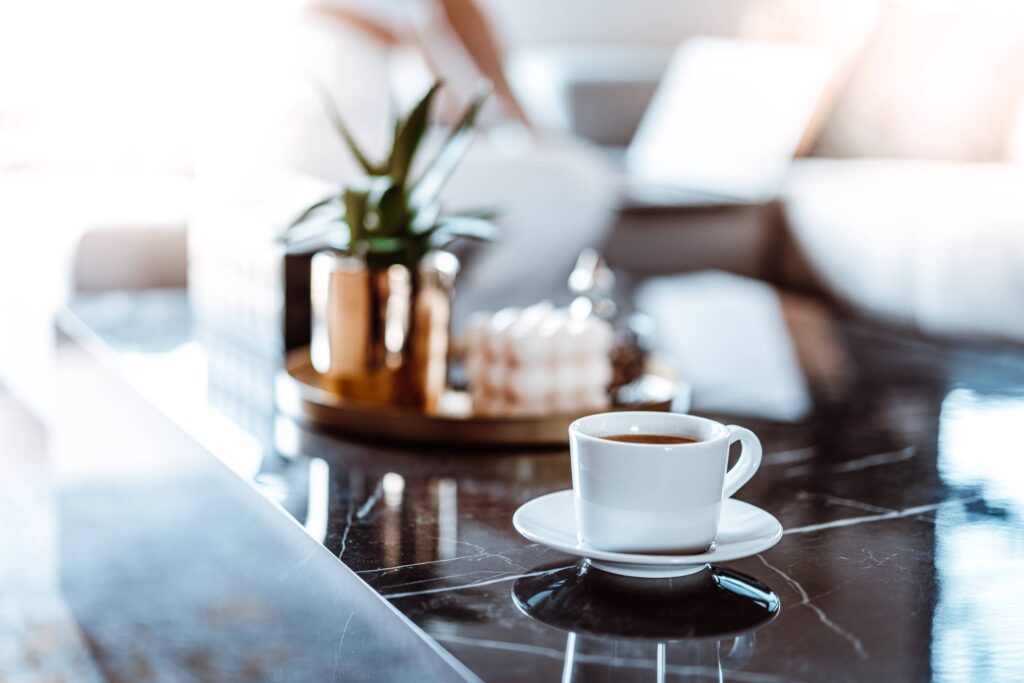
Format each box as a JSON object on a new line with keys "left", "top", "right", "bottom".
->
{"left": 620, "top": 37, "right": 832, "bottom": 207}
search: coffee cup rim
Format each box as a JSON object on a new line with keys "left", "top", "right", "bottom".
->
{"left": 569, "top": 411, "right": 729, "bottom": 447}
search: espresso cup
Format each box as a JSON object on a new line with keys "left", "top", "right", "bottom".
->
{"left": 568, "top": 412, "right": 763, "bottom": 554}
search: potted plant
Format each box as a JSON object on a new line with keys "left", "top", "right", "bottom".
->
{"left": 285, "top": 82, "right": 496, "bottom": 411}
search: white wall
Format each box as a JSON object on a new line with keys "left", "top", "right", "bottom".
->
{"left": 478, "top": 0, "right": 753, "bottom": 49}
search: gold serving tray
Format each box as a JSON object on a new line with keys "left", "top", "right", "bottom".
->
{"left": 276, "top": 348, "right": 681, "bottom": 446}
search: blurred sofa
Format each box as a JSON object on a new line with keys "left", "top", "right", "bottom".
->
{"left": 491, "top": 0, "right": 1024, "bottom": 343}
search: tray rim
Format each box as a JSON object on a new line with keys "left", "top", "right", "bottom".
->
{"left": 276, "top": 347, "right": 685, "bottom": 446}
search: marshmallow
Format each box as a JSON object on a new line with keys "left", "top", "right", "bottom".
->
{"left": 464, "top": 306, "right": 614, "bottom": 417}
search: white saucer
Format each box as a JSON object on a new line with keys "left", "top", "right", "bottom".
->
{"left": 513, "top": 490, "right": 783, "bottom": 578}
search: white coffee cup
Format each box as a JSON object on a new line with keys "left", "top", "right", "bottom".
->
{"left": 568, "top": 411, "right": 763, "bottom": 554}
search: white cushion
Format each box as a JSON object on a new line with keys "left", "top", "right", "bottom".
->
{"left": 782, "top": 159, "right": 1024, "bottom": 342}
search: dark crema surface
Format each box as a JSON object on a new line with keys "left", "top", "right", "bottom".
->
{"left": 600, "top": 434, "right": 700, "bottom": 445}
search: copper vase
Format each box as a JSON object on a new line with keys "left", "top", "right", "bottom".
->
{"left": 310, "top": 250, "right": 459, "bottom": 411}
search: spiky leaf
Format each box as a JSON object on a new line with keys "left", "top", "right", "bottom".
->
{"left": 451, "top": 207, "right": 499, "bottom": 222}
{"left": 422, "top": 215, "right": 499, "bottom": 250}
{"left": 387, "top": 83, "right": 441, "bottom": 185}
{"left": 364, "top": 236, "right": 407, "bottom": 253}
{"left": 439, "top": 215, "right": 499, "bottom": 241}
{"left": 411, "top": 201, "right": 442, "bottom": 234}
{"left": 343, "top": 188, "right": 369, "bottom": 247}
{"left": 409, "top": 83, "right": 491, "bottom": 209}
{"left": 291, "top": 80, "right": 496, "bottom": 265}
{"left": 285, "top": 194, "right": 338, "bottom": 234}
{"left": 375, "top": 183, "right": 409, "bottom": 235}
{"left": 283, "top": 219, "right": 350, "bottom": 254}
{"left": 315, "top": 83, "right": 386, "bottom": 176}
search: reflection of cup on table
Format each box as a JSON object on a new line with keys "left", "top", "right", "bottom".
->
{"left": 512, "top": 562, "right": 779, "bottom": 683}
{"left": 562, "top": 633, "right": 756, "bottom": 683}
{"left": 569, "top": 412, "right": 763, "bottom": 553}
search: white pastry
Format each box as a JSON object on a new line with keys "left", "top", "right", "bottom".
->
{"left": 506, "top": 367, "right": 552, "bottom": 400}
{"left": 485, "top": 361, "right": 509, "bottom": 393}
{"left": 465, "top": 304, "right": 614, "bottom": 417}
{"left": 486, "top": 307, "right": 521, "bottom": 358}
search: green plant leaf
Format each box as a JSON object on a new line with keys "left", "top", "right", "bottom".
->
{"left": 283, "top": 219, "right": 350, "bottom": 254}
{"left": 343, "top": 188, "right": 369, "bottom": 247}
{"left": 285, "top": 194, "right": 338, "bottom": 234}
{"left": 388, "top": 82, "right": 442, "bottom": 186}
{"left": 452, "top": 207, "right": 499, "bottom": 221}
{"left": 410, "top": 201, "right": 442, "bottom": 234}
{"left": 283, "top": 213, "right": 333, "bottom": 245}
{"left": 409, "top": 82, "right": 491, "bottom": 209}
{"left": 364, "top": 236, "right": 407, "bottom": 253}
{"left": 423, "top": 215, "right": 499, "bottom": 250}
{"left": 314, "top": 82, "right": 386, "bottom": 176}
{"left": 302, "top": 80, "right": 496, "bottom": 266}
{"left": 439, "top": 216, "right": 499, "bottom": 241}
{"left": 375, "top": 182, "right": 408, "bottom": 235}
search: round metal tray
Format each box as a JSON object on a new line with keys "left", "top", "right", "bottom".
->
{"left": 276, "top": 348, "right": 687, "bottom": 446}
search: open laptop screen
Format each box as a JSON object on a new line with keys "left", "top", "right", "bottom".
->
{"left": 626, "top": 37, "right": 831, "bottom": 202}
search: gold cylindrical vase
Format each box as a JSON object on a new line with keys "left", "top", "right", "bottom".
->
{"left": 310, "top": 250, "right": 459, "bottom": 411}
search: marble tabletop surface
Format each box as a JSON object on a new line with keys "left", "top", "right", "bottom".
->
{"left": 56, "top": 288, "right": 1024, "bottom": 682}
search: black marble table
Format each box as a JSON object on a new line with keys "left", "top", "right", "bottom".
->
{"left": 54, "top": 289, "right": 1024, "bottom": 682}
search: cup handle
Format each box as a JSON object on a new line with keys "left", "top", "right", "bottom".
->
{"left": 722, "top": 426, "right": 762, "bottom": 499}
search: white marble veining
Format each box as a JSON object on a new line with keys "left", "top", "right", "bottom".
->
{"left": 756, "top": 555, "right": 868, "bottom": 660}
{"left": 782, "top": 497, "right": 979, "bottom": 537}
{"left": 784, "top": 446, "right": 916, "bottom": 478}
{"left": 383, "top": 565, "right": 574, "bottom": 600}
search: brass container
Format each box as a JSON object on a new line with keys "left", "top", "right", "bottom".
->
{"left": 310, "top": 250, "right": 459, "bottom": 411}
